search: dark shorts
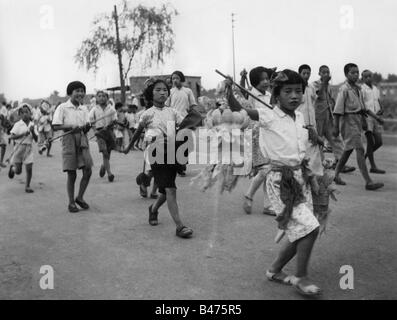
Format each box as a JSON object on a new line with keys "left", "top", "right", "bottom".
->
{"left": 62, "top": 133, "right": 93, "bottom": 172}
{"left": 150, "top": 163, "right": 178, "bottom": 194}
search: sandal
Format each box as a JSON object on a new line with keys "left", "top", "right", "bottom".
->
{"left": 68, "top": 204, "right": 80, "bottom": 213}
{"left": 266, "top": 270, "right": 297, "bottom": 286}
{"left": 243, "top": 195, "right": 253, "bottom": 214}
{"left": 176, "top": 226, "right": 193, "bottom": 238}
{"left": 75, "top": 198, "right": 90, "bottom": 210}
{"left": 99, "top": 165, "right": 106, "bottom": 178}
{"left": 294, "top": 278, "right": 322, "bottom": 297}
{"left": 25, "top": 187, "right": 34, "bottom": 193}
{"left": 148, "top": 205, "right": 159, "bottom": 226}
{"left": 263, "top": 207, "right": 276, "bottom": 216}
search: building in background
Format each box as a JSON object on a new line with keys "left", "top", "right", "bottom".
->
{"left": 379, "top": 82, "right": 397, "bottom": 100}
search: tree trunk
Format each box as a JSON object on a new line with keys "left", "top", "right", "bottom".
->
{"left": 114, "top": 5, "right": 126, "bottom": 104}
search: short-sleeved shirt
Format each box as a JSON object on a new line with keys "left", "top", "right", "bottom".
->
{"left": 125, "top": 112, "right": 138, "bottom": 129}
{"left": 52, "top": 99, "right": 89, "bottom": 127}
{"left": 248, "top": 87, "right": 271, "bottom": 110}
{"left": 0, "top": 106, "right": 7, "bottom": 118}
{"left": 257, "top": 106, "right": 308, "bottom": 167}
{"left": 312, "top": 80, "right": 335, "bottom": 120}
{"left": 361, "top": 83, "right": 381, "bottom": 114}
{"left": 89, "top": 104, "right": 117, "bottom": 129}
{"left": 297, "top": 85, "right": 317, "bottom": 127}
{"left": 333, "top": 81, "right": 366, "bottom": 115}
{"left": 140, "top": 106, "right": 183, "bottom": 144}
{"left": 10, "top": 119, "right": 35, "bottom": 145}
{"left": 166, "top": 86, "right": 197, "bottom": 118}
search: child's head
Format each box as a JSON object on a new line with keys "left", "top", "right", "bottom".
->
{"left": 344, "top": 63, "right": 359, "bottom": 83}
{"left": 115, "top": 102, "right": 123, "bottom": 111}
{"left": 96, "top": 91, "right": 109, "bottom": 106}
{"left": 67, "top": 81, "right": 86, "bottom": 104}
{"left": 271, "top": 69, "right": 305, "bottom": 112}
{"left": 18, "top": 104, "right": 32, "bottom": 122}
{"left": 298, "top": 64, "right": 311, "bottom": 83}
{"left": 249, "top": 66, "right": 275, "bottom": 93}
{"left": 128, "top": 104, "right": 138, "bottom": 113}
{"left": 144, "top": 79, "right": 170, "bottom": 106}
{"left": 40, "top": 100, "right": 51, "bottom": 113}
{"left": 319, "top": 65, "right": 330, "bottom": 81}
{"left": 171, "top": 71, "right": 185, "bottom": 88}
{"left": 361, "top": 69, "right": 373, "bottom": 86}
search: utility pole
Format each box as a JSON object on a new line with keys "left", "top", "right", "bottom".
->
{"left": 113, "top": 5, "right": 126, "bottom": 104}
{"left": 231, "top": 13, "right": 236, "bottom": 82}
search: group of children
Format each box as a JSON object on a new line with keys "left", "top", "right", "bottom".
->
{"left": 0, "top": 64, "right": 387, "bottom": 298}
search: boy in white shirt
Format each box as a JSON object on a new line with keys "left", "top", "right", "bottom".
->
{"left": 8, "top": 104, "right": 38, "bottom": 193}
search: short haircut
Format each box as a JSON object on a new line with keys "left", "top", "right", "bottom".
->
{"left": 344, "top": 63, "right": 358, "bottom": 76}
{"left": 115, "top": 102, "right": 124, "bottom": 110}
{"left": 298, "top": 64, "right": 311, "bottom": 74}
{"left": 361, "top": 69, "right": 371, "bottom": 76}
{"left": 18, "top": 104, "right": 31, "bottom": 115}
{"left": 143, "top": 79, "right": 170, "bottom": 105}
{"left": 96, "top": 90, "right": 109, "bottom": 99}
{"left": 319, "top": 65, "right": 329, "bottom": 72}
{"left": 272, "top": 69, "right": 306, "bottom": 98}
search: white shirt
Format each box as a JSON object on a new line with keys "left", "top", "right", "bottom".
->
{"left": 0, "top": 105, "right": 7, "bottom": 118}
{"left": 52, "top": 99, "right": 89, "bottom": 127}
{"left": 257, "top": 106, "right": 308, "bottom": 167}
{"left": 89, "top": 104, "right": 117, "bottom": 129}
{"left": 140, "top": 106, "right": 183, "bottom": 144}
{"left": 297, "top": 85, "right": 317, "bottom": 128}
{"left": 125, "top": 112, "right": 138, "bottom": 129}
{"left": 166, "top": 86, "right": 197, "bottom": 118}
{"left": 361, "top": 83, "right": 381, "bottom": 114}
{"left": 10, "top": 119, "right": 36, "bottom": 145}
{"left": 248, "top": 87, "right": 272, "bottom": 110}
{"left": 38, "top": 111, "right": 52, "bottom": 132}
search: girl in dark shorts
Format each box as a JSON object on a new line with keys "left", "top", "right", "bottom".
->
{"left": 125, "top": 79, "right": 193, "bottom": 239}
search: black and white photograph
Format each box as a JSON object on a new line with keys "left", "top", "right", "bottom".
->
{"left": 0, "top": 0, "right": 396, "bottom": 306}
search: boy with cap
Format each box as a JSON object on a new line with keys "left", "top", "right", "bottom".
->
{"left": 52, "top": 81, "right": 93, "bottom": 213}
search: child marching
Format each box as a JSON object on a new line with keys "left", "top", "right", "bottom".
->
{"left": 225, "top": 70, "right": 324, "bottom": 297}
{"left": 37, "top": 100, "right": 54, "bottom": 157}
{"left": 8, "top": 104, "right": 38, "bottom": 193}
{"left": 52, "top": 81, "right": 93, "bottom": 213}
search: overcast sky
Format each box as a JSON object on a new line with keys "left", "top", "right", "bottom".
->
{"left": 1, "top": 0, "right": 396, "bottom": 100}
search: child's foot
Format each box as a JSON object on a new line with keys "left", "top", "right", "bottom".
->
{"left": 148, "top": 205, "right": 159, "bottom": 226}
{"left": 266, "top": 270, "right": 297, "bottom": 286}
{"left": 263, "top": 207, "right": 276, "bottom": 216}
{"left": 68, "top": 203, "right": 80, "bottom": 213}
{"left": 293, "top": 277, "right": 322, "bottom": 297}
{"left": 25, "top": 187, "right": 34, "bottom": 193}
{"left": 46, "top": 154, "right": 53, "bottom": 158}
{"left": 334, "top": 176, "right": 346, "bottom": 185}
{"left": 0, "top": 162, "right": 7, "bottom": 168}
{"left": 75, "top": 198, "right": 90, "bottom": 210}
{"left": 243, "top": 195, "right": 253, "bottom": 214}
{"left": 341, "top": 165, "right": 356, "bottom": 173}
{"left": 8, "top": 165, "right": 15, "bottom": 179}
{"left": 108, "top": 174, "right": 115, "bottom": 182}
{"left": 370, "top": 168, "right": 386, "bottom": 174}
{"left": 176, "top": 226, "right": 193, "bottom": 238}
{"left": 365, "top": 182, "right": 384, "bottom": 191}
{"left": 99, "top": 165, "right": 106, "bottom": 178}
{"left": 140, "top": 184, "right": 148, "bottom": 198}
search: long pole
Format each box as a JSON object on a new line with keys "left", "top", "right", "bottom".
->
{"left": 231, "top": 13, "right": 236, "bottom": 82}
{"left": 113, "top": 5, "right": 126, "bottom": 104}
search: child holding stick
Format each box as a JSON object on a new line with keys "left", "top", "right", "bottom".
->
{"left": 225, "top": 70, "right": 323, "bottom": 297}
{"left": 52, "top": 81, "right": 93, "bottom": 213}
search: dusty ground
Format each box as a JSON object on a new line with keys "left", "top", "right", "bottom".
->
{"left": 0, "top": 139, "right": 396, "bottom": 300}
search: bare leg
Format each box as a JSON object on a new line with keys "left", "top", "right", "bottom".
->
{"left": 165, "top": 188, "right": 183, "bottom": 229}
{"left": 77, "top": 167, "right": 92, "bottom": 201}
{"left": 295, "top": 228, "right": 319, "bottom": 278}
{"left": 152, "top": 192, "right": 166, "bottom": 212}
{"left": 0, "top": 145, "right": 6, "bottom": 164}
{"left": 246, "top": 172, "right": 266, "bottom": 199}
{"left": 46, "top": 141, "right": 52, "bottom": 156}
{"left": 103, "top": 153, "right": 112, "bottom": 176}
{"left": 67, "top": 171, "right": 77, "bottom": 205}
{"left": 25, "top": 163, "right": 33, "bottom": 190}
{"left": 356, "top": 148, "right": 372, "bottom": 184}
{"left": 269, "top": 239, "right": 298, "bottom": 273}
{"left": 334, "top": 149, "right": 353, "bottom": 179}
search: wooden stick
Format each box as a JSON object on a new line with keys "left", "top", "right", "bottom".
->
{"left": 5, "top": 135, "right": 29, "bottom": 164}
{"left": 215, "top": 69, "right": 274, "bottom": 110}
{"left": 50, "top": 110, "right": 116, "bottom": 143}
